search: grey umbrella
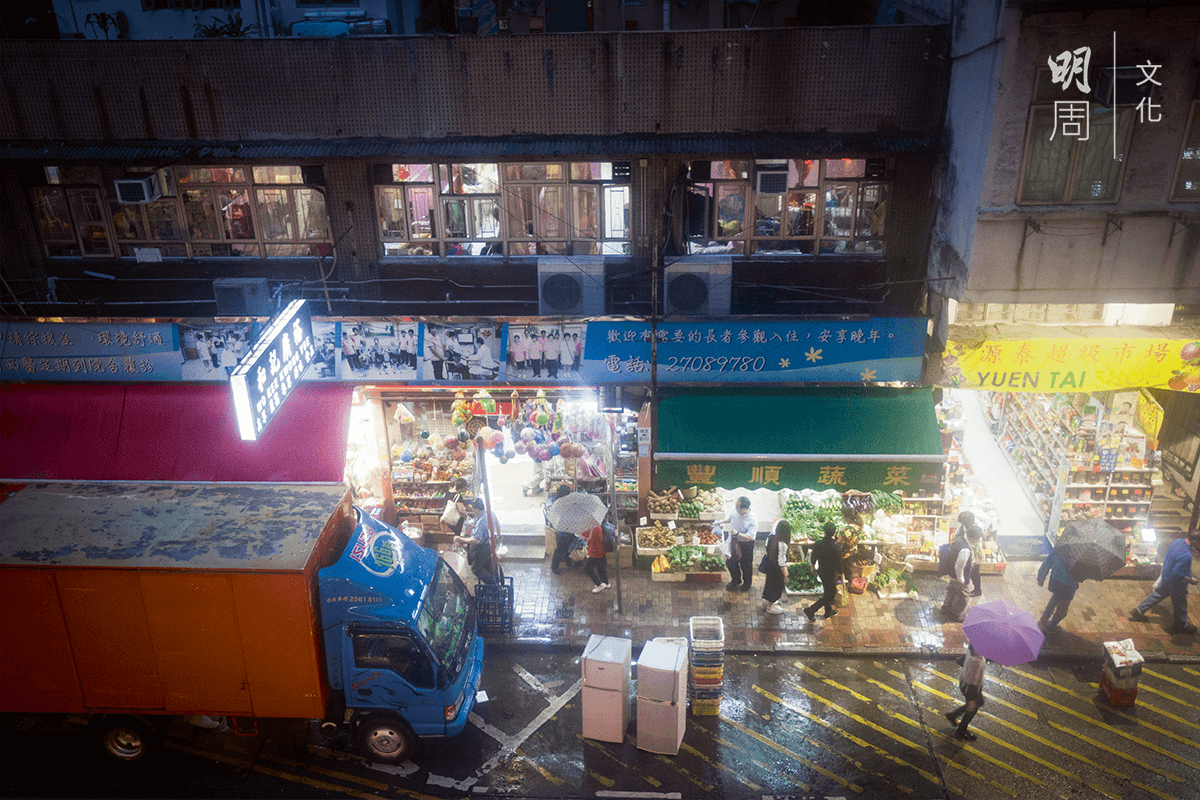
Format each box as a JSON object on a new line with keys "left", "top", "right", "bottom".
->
{"left": 1056, "top": 518, "right": 1127, "bottom": 582}
{"left": 546, "top": 491, "right": 608, "bottom": 535}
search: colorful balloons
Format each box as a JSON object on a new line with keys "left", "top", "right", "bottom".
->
{"left": 445, "top": 435, "right": 459, "bottom": 450}
{"left": 548, "top": 444, "right": 560, "bottom": 458}
{"left": 458, "top": 430, "right": 470, "bottom": 443}
{"left": 521, "top": 428, "right": 536, "bottom": 441}
{"left": 400, "top": 449, "right": 413, "bottom": 463}
{"left": 420, "top": 430, "right": 430, "bottom": 439}
{"left": 536, "top": 412, "right": 549, "bottom": 426}
{"left": 514, "top": 441, "right": 528, "bottom": 455}
{"left": 505, "top": 449, "right": 516, "bottom": 459}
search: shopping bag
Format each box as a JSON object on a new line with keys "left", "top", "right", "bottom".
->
{"left": 568, "top": 535, "right": 587, "bottom": 562}
{"left": 440, "top": 500, "right": 461, "bottom": 527}
{"left": 836, "top": 583, "right": 850, "bottom": 607}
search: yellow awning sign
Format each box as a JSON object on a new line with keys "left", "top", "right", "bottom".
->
{"left": 941, "top": 337, "right": 1200, "bottom": 394}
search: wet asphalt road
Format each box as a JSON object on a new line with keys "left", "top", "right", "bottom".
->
{"left": 5, "top": 650, "right": 1200, "bottom": 800}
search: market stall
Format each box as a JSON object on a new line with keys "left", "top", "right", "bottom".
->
{"left": 641, "top": 388, "right": 954, "bottom": 594}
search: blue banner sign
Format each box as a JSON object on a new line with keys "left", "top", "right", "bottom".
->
{"left": 654, "top": 319, "right": 926, "bottom": 383}
{"left": 0, "top": 321, "right": 181, "bottom": 381}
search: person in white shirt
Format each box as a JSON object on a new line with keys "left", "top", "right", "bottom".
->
{"left": 558, "top": 330, "right": 574, "bottom": 377}
{"left": 714, "top": 496, "right": 757, "bottom": 592}
{"left": 945, "top": 643, "right": 986, "bottom": 741}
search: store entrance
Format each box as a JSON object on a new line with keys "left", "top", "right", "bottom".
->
{"left": 345, "top": 386, "right": 630, "bottom": 565}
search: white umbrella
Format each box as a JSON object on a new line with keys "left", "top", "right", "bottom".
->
{"left": 546, "top": 492, "right": 608, "bottom": 535}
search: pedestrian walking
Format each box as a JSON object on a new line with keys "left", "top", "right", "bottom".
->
{"left": 804, "top": 521, "right": 842, "bottom": 621}
{"left": 1036, "top": 547, "right": 1079, "bottom": 632}
{"left": 944, "top": 643, "right": 986, "bottom": 741}
{"left": 761, "top": 520, "right": 792, "bottom": 615}
{"left": 715, "top": 496, "right": 757, "bottom": 592}
{"left": 1130, "top": 531, "right": 1199, "bottom": 635}
{"left": 547, "top": 484, "right": 575, "bottom": 575}
{"left": 941, "top": 525, "right": 982, "bottom": 623}
{"left": 582, "top": 524, "right": 610, "bottom": 593}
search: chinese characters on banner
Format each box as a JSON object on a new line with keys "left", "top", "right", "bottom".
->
{"left": 1047, "top": 38, "right": 1162, "bottom": 150}
{"left": 941, "top": 336, "right": 1200, "bottom": 394}
{"left": 658, "top": 459, "right": 943, "bottom": 493}
{"left": 0, "top": 321, "right": 180, "bottom": 380}
{"left": 654, "top": 319, "right": 925, "bottom": 383}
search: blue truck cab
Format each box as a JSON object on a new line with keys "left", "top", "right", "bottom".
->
{"left": 320, "top": 509, "right": 485, "bottom": 763}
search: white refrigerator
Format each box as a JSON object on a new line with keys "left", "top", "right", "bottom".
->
{"left": 581, "top": 635, "right": 631, "bottom": 743}
{"left": 636, "top": 640, "right": 688, "bottom": 755}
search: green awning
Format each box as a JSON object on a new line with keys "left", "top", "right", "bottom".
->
{"left": 654, "top": 387, "right": 945, "bottom": 493}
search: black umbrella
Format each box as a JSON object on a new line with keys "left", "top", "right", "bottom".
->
{"left": 1056, "top": 518, "right": 1126, "bottom": 582}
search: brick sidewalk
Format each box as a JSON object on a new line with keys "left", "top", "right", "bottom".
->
{"left": 495, "top": 555, "right": 1200, "bottom": 661}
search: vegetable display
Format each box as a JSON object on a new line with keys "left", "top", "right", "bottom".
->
{"left": 639, "top": 524, "right": 675, "bottom": 549}
{"left": 677, "top": 499, "right": 704, "bottom": 518}
{"left": 786, "top": 562, "right": 820, "bottom": 592}
{"left": 868, "top": 567, "right": 916, "bottom": 596}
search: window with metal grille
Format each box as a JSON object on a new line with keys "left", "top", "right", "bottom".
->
{"left": 373, "top": 162, "right": 630, "bottom": 257}
{"left": 1018, "top": 68, "right": 1135, "bottom": 204}
{"left": 688, "top": 158, "right": 890, "bottom": 256}
{"left": 30, "top": 164, "right": 331, "bottom": 260}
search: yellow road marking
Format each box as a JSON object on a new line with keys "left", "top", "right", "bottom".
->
{"left": 1146, "top": 668, "right": 1200, "bottom": 695}
{"left": 1132, "top": 680, "right": 1200, "bottom": 710}
{"left": 260, "top": 753, "right": 392, "bottom": 791}
{"left": 163, "top": 741, "right": 391, "bottom": 800}
{"left": 920, "top": 667, "right": 1040, "bottom": 720}
{"left": 913, "top": 700, "right": 1115, "bottom": 800}
{"left": 751, "top": 685, "right": 949, "bottom": 795}
{"left": 679, "top": 742, "right": 761, "bottom": 790}
{"left": 710, "top": 731, "right": 814, "bottom": 794}
{"left": 798, "top": 662, "right": 874, "bottom": 703}
{"left": 1081, "top": 680, "right": 1200, "bottom": 732}
{"left": 909, "top": 682, "right": 1131, "bottom": 784}
{"left": 784, "top": 681, "right": 1009, "bottom": 797}
{"left": 1044, "top": 721, "right": 1184, "bottom": 784}
{"left": 985, "top": 674, "right": 1200, "bottom": 772}
{"left": 575, "top": 734, "right": 669, "bottom": 789}
{"left": 1131, "top": 780, "right": 1178, "bottom": 800}
{"left": 720, "top": 713, "right": 863, "bottom": 794}
{"left": 1005, "top": 665, "right": 1200, "bottom": 755}
{"left": 586, "top": 769, "right": 615, "bottom": 788}
{"left": 651, "top": 753, "right": 714, "bottom": 792}
{"left": 512, "top": 747, "right": 565, "bottom": 787}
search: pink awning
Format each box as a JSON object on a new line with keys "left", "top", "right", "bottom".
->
{"left": 1, "top": 383, "right": 352, "bottom": 483}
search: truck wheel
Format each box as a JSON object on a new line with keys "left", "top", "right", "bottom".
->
{"left": 96, "top": 716, "right": 155, "bottom": 762}
{"left": 356, "top": 716, "right": 415, "bottom": 764}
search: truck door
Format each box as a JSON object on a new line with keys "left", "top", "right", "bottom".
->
{"left": 343, "top": 628, "right": 444, "bottom": 735}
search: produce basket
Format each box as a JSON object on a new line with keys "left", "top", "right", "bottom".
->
{"left": 851, "top": 562, "right": 878, "bottom": 580}
{"left": 651, "top": 571, "right": 687, "bottom": 582}
{"left": 649, "top": 513, "right": 679, "bottom": 521}
{"left": 698, "top": 512, "right": 722, "bottom": 521}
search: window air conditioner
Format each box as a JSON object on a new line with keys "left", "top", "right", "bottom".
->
{"left": 537, "top": 256, "right": 606, "bottom": 316}
{"left": 755, "top": 163, "right": 789, "bottom": 194}
{"left": 114, "top": 175, "right": 162, "bottom": 204}
{"left": 213, "top": 278, "right": 274, "bottom": 317}
{"left": 663, "top": 257, "right": 732, "bottom": 317}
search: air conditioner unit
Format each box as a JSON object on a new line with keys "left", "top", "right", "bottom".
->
{"left": 755, "top": 163, "right": 789, "bottom": 194}
{"left": 537, "top": 256, "right": 606, "bottom": 316}
{"left": 663, "top": 257, "right": 731, "bottom": 317}
{"left": 114, "top": 175, "right": 162, "bottom": 204}
{"left": 213, "top": 278, "right": 274, "bottom": 317}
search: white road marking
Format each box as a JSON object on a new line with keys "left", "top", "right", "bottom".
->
{"left": 597, "top": 792, "right": 683, "bottom": 798}
{"left": 469, "top": 677, "right": 584, "bottom": 783}
{"left": 514, "top": 663, "right": 555, "bottom": 696}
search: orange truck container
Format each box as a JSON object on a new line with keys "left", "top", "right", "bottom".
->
{"left": 0, "top": 481, "right": 483, "bottom": 764}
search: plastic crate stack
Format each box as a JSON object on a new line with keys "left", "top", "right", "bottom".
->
{"left": 687, "top": 616, "right": 724, "bottom": 715}
{"left": 476, "top": 576, "right": 514, "bottom": 633}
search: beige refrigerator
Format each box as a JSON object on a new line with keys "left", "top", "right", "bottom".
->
{"left": 581, "top": 634, "right": 631, "bottom": 743}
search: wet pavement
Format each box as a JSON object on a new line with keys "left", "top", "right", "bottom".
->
{"left": 493, "top": 555, "right": 1200, "bottom": 663}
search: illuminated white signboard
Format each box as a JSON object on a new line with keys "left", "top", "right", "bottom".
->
{"left": 230, "top": 300, "right": 317, "bottom": 441}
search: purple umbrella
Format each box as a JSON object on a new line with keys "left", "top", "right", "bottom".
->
{"left": 963, "top": 600, "right": 1045, "bottom": 666}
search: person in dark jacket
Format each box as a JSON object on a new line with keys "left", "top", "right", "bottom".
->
{"left": 1130, "top": 532, "right": 1199, "bottom": 635}
{"left": 804, "top": 521, "right": 842, "bottom": 621}
{"left": 547, "top": 483, "right": 575, "bottom": 575}
{"left": 1037, "top": 547, "right": 1080, "bottom": 631}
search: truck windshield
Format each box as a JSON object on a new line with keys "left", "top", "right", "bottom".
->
{"left": 416, "top": 561, "right": 474, "bottom": 685}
